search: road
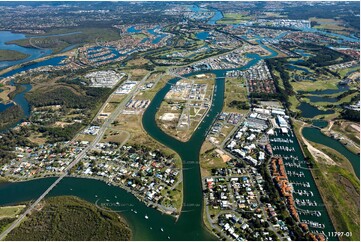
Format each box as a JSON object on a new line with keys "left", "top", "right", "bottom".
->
{"left": 0, "top": 71, "right": 152, "bottom": 241}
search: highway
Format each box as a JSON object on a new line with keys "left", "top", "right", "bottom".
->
{"left": 0, "top": 71, "right": 152, "bottom": 241}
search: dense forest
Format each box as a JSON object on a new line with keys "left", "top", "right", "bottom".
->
{"left": 298, "top": 43, "right": 353, "bottom": 67}
{"left": 0, "top": 105, "right": 23, "bottom": 130}
{"left": 26, "top": 87, "right": 111, "bottom": 109}
{"left": 6, "top": 196, "right": 132, "bottom": 241}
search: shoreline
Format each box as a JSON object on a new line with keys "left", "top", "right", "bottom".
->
{"left": 155, "top": 73, "right": 217, "bottom": 143}
{"left": 292, "top": 119, "right": 359, "bottom": 240}
{"left": 0, "top": 174, "right": 180, "bottom": 219}
{"left": 0, "top": 49, "right": 73, "bottom": 77}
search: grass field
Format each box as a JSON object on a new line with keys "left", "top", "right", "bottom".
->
{"left": 310, "top": 17, "right": 354, "bottom": 35}
{"left": 216, "top": 13, "right": 252, "bottom": 24}
{"left": 0, "top": 205, "right": 26, "bottom": 219}
{"left": 223, "top": 78, "right": 249, "bottom": 113}
{"left": 338, "top": 65, "right": 360, "bottom": 78}
{"left": 292, "top": 79, "right": 339, "bottom": 92}
{"left": 103, "top": 130, "right": 129, "bottom": 145}
{"left": 0, "top": 50, "right": 29, "bottom": 61}
{"left": 199, "top": 140, "right": 227, "bottom": 177}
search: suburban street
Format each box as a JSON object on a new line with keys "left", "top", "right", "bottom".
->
{"left": 0, "top": 71, "right": 152, "bottom": 240}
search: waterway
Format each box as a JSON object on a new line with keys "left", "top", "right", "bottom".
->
{"left": 196, "top": 31, "right": 209, "bottom": 41}
{"left": 302, "top": 127, "right": 360, "bottom": 178}
{"left": 300, "top": 85, "right": 349, "bottom": 96}
{"left": 0, "top": 46, "right": 268, "bottom": 240}
{"left": 0, "top": 31, "right": 52, "bottom": 70}
{"left": 286, "top": 64, "right": 311, "bottom": 74}
{"left": 0, "top": 56, "right": 66, "bottom": 130}
{"left": 269, "top": 130, "right": 336, "bottom": 240}
{"left": 207, "top": 9, "right": 223, "bottom": 25}
{"left": 298, "top": 102, "right": 335, "bottom": 119}
{"left": 0, "top": 29, "right": 336, "bottom": 240}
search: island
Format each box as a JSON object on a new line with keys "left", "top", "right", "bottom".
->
{"left": 0, "top": 50, "right": 29, "bottom": 61}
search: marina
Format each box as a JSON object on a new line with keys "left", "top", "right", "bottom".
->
{"left": 269, "top": 129, "right": 335, "bottom": 239}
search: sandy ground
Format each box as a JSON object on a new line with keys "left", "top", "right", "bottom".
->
{"left": 300, "top": 122, "right": 337, "bottom": 166}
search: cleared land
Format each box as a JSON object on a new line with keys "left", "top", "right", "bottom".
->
{"left": 199, "top": 140, "right": 227, "bottom": 177}
{"left": 0, "top": 84, "right": 16, "bottom": 103}
{"left": 223, "top": 77, "right": 249, "bottom": 113}
{"left": 0, "top": 205, "right": 25, "bottom": 219}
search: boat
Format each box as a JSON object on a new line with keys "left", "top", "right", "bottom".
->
{"left": 106, "top": 199, "right": 110, "bottom": 202}
{"left": 114, "top": 196, "right": 117, "bottom": 198}
{"left": 145, "top": 215, "right": 149, "bottom": 219}
{"left": 160, "top": 228, "right": 164, "bottom": 232}
{"left": 116, "top": 202, "right": 120, "bottom": 205}
{"left": 150, "top": 227, "right": 152, "bottom": 230}
{"left": 95, "top": 195, "right": 98, "bottom": 198}
{"left": 134, "top": 210, "right": 138, "bottom": 214}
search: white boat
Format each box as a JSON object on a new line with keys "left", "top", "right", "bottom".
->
{"left": 134, "top": 210, "right": 138, "bottom": 214}
{"left": 106, "top": 199, "right": 110, "bottom": 202}
{"left": 160, "top": 228, "right": 164, "bottom": 232}
{"left": 145, "top": 215, "right": 149, "bottom": 219}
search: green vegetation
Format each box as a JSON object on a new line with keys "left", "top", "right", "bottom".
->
{"left": 27, "top": 87, "right": 111, "bottom": 109}
{"left": 0, "top": 104, "right": 23, "bottom": 130}
{"left": 216, "top": 13, "right": 252, "bottom": 24}
{"left": 340, "top": 94, "right": 360, "bottom": 122}
{"left": 293, "top": 120, "right": 360, "bottom": 241}
{"left": 223, "top": 78, "right": 249, "bottom": 113}
{"left": 6, "top": 196, "right": 132, "bottom": 241}
{"left": 297, "top": 43, "right": 352, "bottom": 67}
{"left": 7, "top": 27, "right": 121, "bottom": 54}
{"left": 0, "top": 50, "right": 29, "bottom": 61}
{"left": 0, "top": 127, "right": 36, "bottom": 164}
{"left": 25, "top": 83, "right": 112, "bottom": 142}
{"left": 0, "top": 205, "right": 25, "bottom": 219}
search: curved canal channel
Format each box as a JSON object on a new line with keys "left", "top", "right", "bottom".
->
{"left": 302, "top": 127, "right": 360, "bottom": 178}
{"left": 0, "top": 45, "right": 336, "bottom": 239}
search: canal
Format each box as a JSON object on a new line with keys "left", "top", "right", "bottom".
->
{"left": 0, "top": 34, "right": 337, "bottom": 240}
{"left": 302, "top": 127, "right": 360, "bottom": 178}
{"left": 269, "top": 130, "right": 336, "bottom": 240}
{"left": 0, "top": 48, "right": 268, "bottom": 240}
